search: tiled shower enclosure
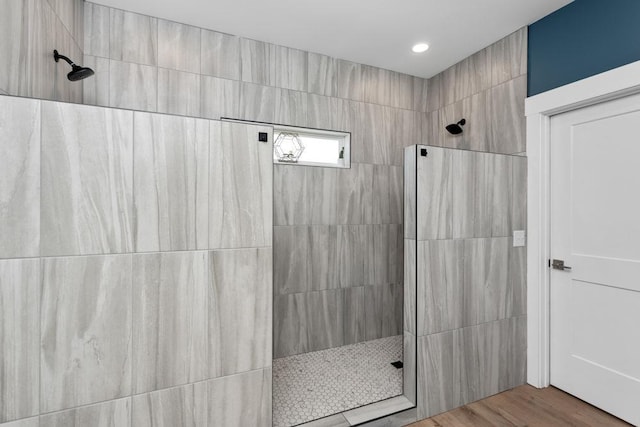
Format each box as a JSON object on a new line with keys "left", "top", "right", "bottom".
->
{"left": 0, "top": 96, "right": 273, "bottom": 426}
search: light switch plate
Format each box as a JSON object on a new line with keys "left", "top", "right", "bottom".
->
{"left": 513, "top": 230, "right": 526, "bottom": 247}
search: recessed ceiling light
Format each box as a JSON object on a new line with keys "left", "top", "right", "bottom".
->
{"left": 412, "top": 43, "right": 430, "bottom": 53}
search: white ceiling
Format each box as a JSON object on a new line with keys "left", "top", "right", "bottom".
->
{"left": 92, "top": 0, "right": 572, "bottom": 78}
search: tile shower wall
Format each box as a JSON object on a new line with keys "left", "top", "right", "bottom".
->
{"left": 423, "top": 28, "right": 527, "bottom": 156}
{"left": 81, "top": 4, "right": 424, "bottom": 361}
{"left": 0, "top": 96, "right": 272, "bottom": 426}
{"left": 273, "top": 165, "right": 404, "bottom": 358}
{"left": 407, "top": 28, "right": 528, "bottom": 422}
{"left": 0, "top": 0, "right": 529, "bottom": 422}
{"left": 0, "top": 0, "right": 84, "bottom": 103}
{"left": 409, "top": 146, "right": 527, "bottom": 420}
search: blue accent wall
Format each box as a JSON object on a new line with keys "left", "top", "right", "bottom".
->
{"left": 528, "top": 0, "right": 640, "bottom": 96}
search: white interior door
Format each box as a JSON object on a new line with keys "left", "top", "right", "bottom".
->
{"left": 550, "top": 92, "right": 640, "bottom": 426}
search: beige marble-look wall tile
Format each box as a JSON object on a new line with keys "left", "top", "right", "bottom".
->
{"left": 404, "top": 332, "right": 417, "bottom": 405}
{"left": 0, "top": 0, "right": 45, "bottom": 98}
{"left": 40, "top": 254, "right": 132, "bottom": 412}
{"left": 372, "top": 165, "right": 392, "bottom": 224}
{"left": 307, "top": 167, "right": 338, "bottom": 225}
{"left": 361, "top": 66, "right": 413, "bottom": 109}
{"left": 491, "top": 27, "right": 527, "bottom": 86}
{"left": 132, "top": 383, "right": 206, "bottom": 427}
{"left": 133, "top": 113, "right": 208, "bottom": 251}
{"left": 84, "top": 1, "right": 109, "bottom": 58}
{"left": 404, "top": 146, "right": 416, "bottom": 239}
{"left": 422, "top": 110, "right": 441, "bottom": 147}
{"left": 395, "top": 109, "right": 422, "bottom": 158}
{"left": 441, "top": 53, "right": 491, "bottom": 105}
{"left": 110, "top": 9, "right": 157, "bottom": 65}
{"left": 439, "top": 91, "right": 491, "bottom": 152}
{"left": 334, "top": 97, "right": 357, "bottom": 133}
{"left": 41, "top": 102, "right": 133, "bottom": 256}
{"left": 132, "top": 251, "right": 208, "bottom": 393}
{"left": 275, "top": 88, "right": 307, "bottom": 127}
{"left": 417, "top": 239, "right": 463, "bottom": 336}
{"left": 274, "top": 292, "right": 308, "bottom": 358}
{"left": 209, "top": 122, "right": 272, "bottom": 248}
{"left": 362, "top": 65, "right": 390, "bottom": 106}
{"left": 489, "top": 75, "right": 526, "bottom": 154}
{"left": 453, "top": 320, "right": 501, "bottom": 405}
{"left": 337, "top": 59, "right": 362, "bottom": 101}
{"left": 336, "top": 163, "right": 373, "bottom": 225}
{"left": 201, "top": 29, "right": 240, "bottom": 80}
{"left": 109, "top": 60, "right": 157, "bottom": 111}
{"left": 426, "top": 73, "right": 442, "bottom": 113}
{"left": 394, "top": 72, "right": 415, "bottom": 110}
{"left": 82, "top": 55, "right": 109, "bottom": 106}
{"left": 452, "top": 151, "right": 511, "bottom": 239}
{"left": 200, "top": 76, "right": 240, "bottom": 120}
{"left": 512, "top": 155, "right": 527, "bottom": 231}
{"left": 439, "top": 64, "right": 457, "bottom": 107}
{"left": 51, "top": 13, "right": 84, "bottom": 104}
{"left": 498, "top": 315, "right": 527, "bottom": 390}
{"left": 413, "top": 76, "right": 428, "bottom": 113}
{"left": 238, "top": 82, "right": 276, "bottom": 123}
{"left": 48, "top": 0, "right": 83, "bottom": 45}
{"left": 462, "top": 237, "right": 510, "bottom": 327}
{"left": 343, "top": 286, "right": 366, "bottom": 345}
{"left": 158, "top": 20, "right": 201, "bottom": 73}
{"left": 355, "top": 103, "right": 392, "bottom": 165}
{"left": 306, "top": 289, "right": 344, "bottom": 351}
{"left": 306, "top": 95, "right": 354, "bottom": 133}
{"left": 273, "top": 164, "right": 309, "bottom": 226}
{"left": 209, "top": 248, "right": 272, "bottom": 377}
{"left": 273, "top": 225, "right": 309, "bottom": 295}
{"left": 306, "top": 93, "right": 334, "bottom": 130}
{"left": 308, "top": 52, "right": 337, "bottom": 97}
{"left": 0, "top": 96, "right": 40, "bottom": 259}
{"left": 364, "top": 284, "right": 400, "bottom": 341}
{"left": 40, "top": 398, "right": 131, "bottom": 427}
{"left": 0, "top": 417, "right": 39, "bottom": 427}
{"left": 390, "top": 165, "right": 404, "bottom": 224}
{"left": 373, "top": 224, "right": 403, "bottom": 286}
{"left": 0, "top": 259, "right": 39, "bottom": 423}
{"left": 275, "top": 45, "right": 308, "bottom": 92}
{"left": 404, "top": 239, "right": 416, "bottom": 336}
{"left": 417, "top": 331, "right": 455, "bottom": 419}
{"left": 510, "top": 246, "right": 527, "bottom": 318}
{"left": 416, "top": 146, "right": 453, "bottom": 240}
{"left": 157, "top": 68, "right": 201, "bottom": 116}
{"left": 307, "top": 225, "right": 338, "bottom": 291}
{"left": 240, "top": 38, "right": 276, "bottom": 86}
{"left": 337, "top": 226, "right": 371, "bottom": 289}
{"left": 207, "top": 368, "right": 272, "bottom": 427}
{"left": 387, "top": 283, "right": 404, "bottom": 337}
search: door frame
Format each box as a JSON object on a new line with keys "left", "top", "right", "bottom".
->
{"left": 525, "top": 59, "right": 640, "bottom": 388}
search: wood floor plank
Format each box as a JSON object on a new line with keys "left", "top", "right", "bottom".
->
{"left": 409, "top": 385, "right": 632, "bottom": 427}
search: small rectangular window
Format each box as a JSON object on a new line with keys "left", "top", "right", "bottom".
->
{"left": 273, "top": 125, "right": 350, "bottom": 168}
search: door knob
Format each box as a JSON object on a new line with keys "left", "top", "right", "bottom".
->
{"left": 551, "top": 259, "right": 572, "bottom": 271}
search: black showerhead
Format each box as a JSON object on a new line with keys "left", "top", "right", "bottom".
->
{"left": 53, "top": 50, "right": 94, "bottom": 81}
{"left": 446, "top": 118, "right": 466, "bottom": 135}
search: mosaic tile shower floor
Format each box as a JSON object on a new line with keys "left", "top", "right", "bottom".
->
{"left": 273, "top": 335, "right": 403, "bottom": 427}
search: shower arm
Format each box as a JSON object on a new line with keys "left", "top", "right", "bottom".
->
{"left": 53, "top": 50, "right": 76, "bottom": 67}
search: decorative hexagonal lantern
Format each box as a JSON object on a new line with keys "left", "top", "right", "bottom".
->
{"left": 274, "top": 131, "right": 305, "bottom": 163}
